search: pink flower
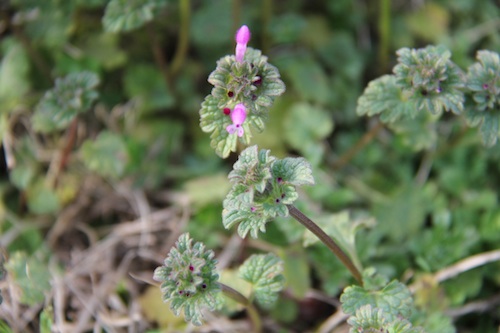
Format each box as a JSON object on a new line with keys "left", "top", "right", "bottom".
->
{"left": 226, "top": 103, "right": 247, "bottom": 137}
{"left": 235, "top": 25, "right": 251, "bottom": 63}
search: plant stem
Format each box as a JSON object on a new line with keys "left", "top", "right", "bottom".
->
{"left": 378, "top": 0, "right": 391, "bottom": 72}
{"left": 219, "top": 282, "right": 262, "bottom": 333}
{"left": 287, "top": 205, "right": 363, "bottom": 285}
{"left": 170, "top": 0, "right": 190, "bottom": 76}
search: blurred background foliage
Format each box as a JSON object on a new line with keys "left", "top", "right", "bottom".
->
{"left": 0, "top": 0, "right": 500, "bottom": 332}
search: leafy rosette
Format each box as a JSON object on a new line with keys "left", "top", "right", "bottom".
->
{"left": 464, "top": 50, "right": 500, "bottom": 146}
{"left": 32, "top": 71, "right": 99, "bottom": 133}
{"left": 393, "top": 45, "right": 465, "bottom": 115}
{"left": 223, "top": 145, "right": 314, "bottom": 238}
{"left": 153, "top": 233, "right": 220, "bottom": 326}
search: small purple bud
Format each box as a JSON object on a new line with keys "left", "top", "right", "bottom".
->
{"left": 202, "top": 284, "right": 207, "bottom": 289}
{"left": 275, "top": 198, "right": 280, "bottom": 203}
{"left": 226, "top": 103, "right": 247, "bottom": 137}
{"left": 251, "top": 206, "right": 256, "bottom": 212}
{"left": 189, "top": 265, "right": 194, "bottom": 271}
{"left": 223, "top": 107, "right": 231, "bottom": 115}
{"left": 253, "top": 77, "right": 262, "bottom": 86}
{"left": 228, "top": 91, "right": 234, "bottom": 98}
{"left": 277, "top": 177, "right": 283, "bottom": 183}
{"left": 235, "top": 25, "right": 251, "bottom": 62}
{"left": 483, "top": 83, "right": 489, "bottom": 89}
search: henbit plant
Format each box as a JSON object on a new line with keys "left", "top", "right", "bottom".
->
{"left": 153, "top": 22, "right": 500, "bottom": 331}
{"left": 155, "top": 24, "right": 435, "bottom": 332}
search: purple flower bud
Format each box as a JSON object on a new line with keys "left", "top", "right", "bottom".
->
{"left": 235, "top": 25, "right": 251, "bottom": 62}
{"left": 226, "top": 103, "right": 247, "bottom": 137}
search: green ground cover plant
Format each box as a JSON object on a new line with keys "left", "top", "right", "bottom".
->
{"left": 0, "top": 1, "right": 499, "bottom": 332}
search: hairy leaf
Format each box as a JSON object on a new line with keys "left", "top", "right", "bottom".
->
{"left": 239, "top": 253, "right": 285, "bottom": 309}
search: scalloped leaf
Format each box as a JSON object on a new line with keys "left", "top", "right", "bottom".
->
{"left": 80, "top": 131, "right": 128, "bottom": 179}
{"left": 239, "top": 253, "right": 285, "bottom": 309}
{"left": 341, "top": 280, "right": 414, "bottom": 322}
{"left": 271, "top": 157, "right": 314, "bottom": 187}
{"left": 357, "top": 75, "right": 418, "bottom": 122}
{"left": 102, "top": 0, "right": 168, "bottom": 32}
{"left": 222, "top": 203, "right": 270, "bottom": 238}
{"left": 32, "top": 71, "right": 99, "bottom": 133}
{"left": 347, "top": 304, "right": 423, "bottom": 333}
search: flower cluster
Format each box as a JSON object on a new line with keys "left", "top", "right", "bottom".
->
{"left": 153, "top": 233, "right": 220, "bottom": 326}
{"left": 199, "top": 25, "right": 286, "bottom": 158}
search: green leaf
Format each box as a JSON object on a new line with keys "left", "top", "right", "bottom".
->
{"left": 39, "top": 307, "right": 53, "bottom": 333}
{"left": 199, "top": 95, "right": 238, "bottom": 158}
{"left": 357, "top": 75, "right": 417, "bottom": 122}
{"left": 341, "top": 280, "right": 414, "bottom": 321}
{"left": 271, "top": 156, "right": 315, "bottom": 187}
{"left": 239, "top": 253, "right": 285, "bottom": 309}
{"left": 275, "top": 53, "right": 330, "bottom": 104}
{"left": 5, "top": 250, "right": 51, "bottom": 306}
{"left": 102, "top": 0, "right": 168, "bottom": 32}
{"left": 283, "top": 102, "right": 333, "bottom": 165}
{"left": 0, "top": 38, "right": 30, "bottom": 113}
{"left": 26, "top": 180, "right": 60, "bottom": 215}
{"left": 33, "top": 71, "right": 99, "bottom": 133}
{"left": 80, "top": 131, "right": 128, "bottom": 179}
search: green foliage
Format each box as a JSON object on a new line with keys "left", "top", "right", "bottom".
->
{"left": 283, "top": 103, "right": 334, "bottom": 165}
{"left": 0, "top": 38, "right": 30, "bottom": 113}
{"left": 394, "top": 45, "right": 464, "bottom": 115}
{"left": 200, "top": 47, "right": 286, "bottom": 158}
{"left": 341, "top": 279, "right": 414, "bottom": 322}
{"left": 102, "top": 0, "right": 169, "bottom": 32}
{"left": 239, "top": 253, "right": 285, "bottom": 309}
{"left": 80, "top": 131, "right": 128, "bottom": 179}
{"left": 223, "top": 145, "right": 314, "bottom": 238}
{"left": 2, "top": 1, "right": 500, "bottom": 332}
{"left": 26, "top": 179, "right": 60, "bottom": 214}
{"left": 5, "top": 250, "right": 51, "bottom": 306}
{"left": 347, "top": 305, "right": 423, "bottom": 333}
{"left": 153, "top": 233, "right": 220, "bottom": 326}
{"left": 465, "top": 50, "right": 500, "bottom": 145}
{"left": 32, "top": 71, "right": 99, "bottom": 133}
